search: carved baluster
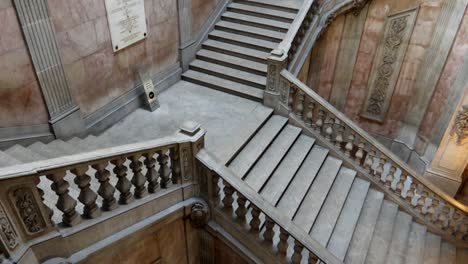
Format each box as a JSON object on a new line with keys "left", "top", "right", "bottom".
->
{"left": 129, "top": 155, "right": 147, "bottom": 198}
{"left": 46, "top": 171, "right": 80, "bottom": 226}
{"left": 402, "top": 176, "right": 412, "bottom": 199}
{"left": 355, "top": 141, "right": 365, "bottom": 164}
{"left": 422, "top": 197, "right": 433, "bottom": 215}
{"left": 386, "top": 165, "right": 396, "bottom": 186}
{"left": 250, "top": 205, "right": 261, "bottom": 233}
{"left": 222, "top": 183, "right": 234, "bottom": 212}
{"left": 292, "top": 240, "right": 304, "bottom": 264}
{"left": 278, "top": 228, "right": 289, "bottom": 256}
{"left": 391, "top": 171, "right": 401, "bottom": 191}
{"left": 411, "top": 189, "right": 422, "bottom": 207}
{"left": 71, "top": 166, "right": 100, "bottom": 219}
{"left": 304, "top": 100, "right": 314, "bottom": 128}
{"left": 295, "top": 90, "right": 305, "bottom": 119}
{"left": 170, "top": 147, "right": 181, "bottom": 184}
{"left": 376, "top": 156, "right": 386, "bottom": 179}
{"left": 157, "top": 150, "right": 171, "bottom": 188}
{"left": 36, "top": 186, "right": 54, "bottom": 222}
{"left": 235, "top": 193, "right": 247, "bottom": 223}
{"left": 288, "top": 87, "right": 295, "bottom": 109}
{"left": 324, "top": 115, "right": 335, "bottom": 141}
{"left": 93, "top": 162, "right": 117, "bottom": 211}
{"left": 212, "top": 174, "right": 220, "bottom": 205}
{"left": 309, "top": 252, "right": 318, "bottom": 263}
{"left": 111, "top": 158, "right": 134, "bottom": 205}
{"left": 144, "top": 152, "right": 159, "bottom": 193}
{"left": 364, "top": 150, "right": 375, "bottom": 173}
{"left": 315, "top": 109, "right": 325, "bottom": 131}
{"left": 345, "top": 133, "right": 355, "bottom": 157}
{"left": 334, "top": 120, "right": 344, "bottom": 148}
{"left": 432, "top": 201, "right": 445, "bottom": 223}
{"left": 263, "top": 217, "right": 275, "bottom": 245}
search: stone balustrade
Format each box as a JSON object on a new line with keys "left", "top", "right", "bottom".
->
{"left": 196, "top": 149, "right": 342, "bottom": 264}
{"left": 0, "top": 122, "right": 205, "bottom": 261}
{"left": 279, "top": 69, "right": 468, "bottom": 245}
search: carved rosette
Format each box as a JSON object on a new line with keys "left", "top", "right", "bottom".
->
{"left": 0, "top": 203, "right": 19, "bottom": 250}
{"left": 453, "top": 105, "right": 468, "bottom": 145}
{"left": 190, "top": 203, "right": 209, "bottom": 228}
{"left": 10, "top": 187, "right": 46, "bottom": 235}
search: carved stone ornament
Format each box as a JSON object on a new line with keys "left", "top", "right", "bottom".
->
{"left": 0, "top": 204, "right": 19, "bottom": 249}
{"left": 351, "top": 0, "right": 370, "bottom": 16}
{"left": 453, "top": 105, "right": 468, "bottom": 145}
{"left": 190, "top": 203, "right": 209, "bottom": 228}
{"left": 10, "top": 187, "right": 46, "bottom": 235}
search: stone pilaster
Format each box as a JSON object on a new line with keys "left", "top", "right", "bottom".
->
{"left": 13, "top": 0, "right": 84, "bottom": 139}
{"left": 177, "top": 0, "right": 194, "bottom": 71}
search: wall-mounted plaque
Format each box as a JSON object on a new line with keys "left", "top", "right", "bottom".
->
{"left": 104, "top": 0, "right": 148, "bottom": 52}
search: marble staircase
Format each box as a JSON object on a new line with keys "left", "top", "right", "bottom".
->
{"left": 225, "top": 114, "right": 468, "bottom": 263}
{"left": 182, "top": 0, "right": 302, "bottom": 101}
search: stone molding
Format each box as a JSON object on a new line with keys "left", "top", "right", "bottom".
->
{"left": 361, "top": 7, "right": 419, "bottom": 122}
{"left": 0, "top": 124, "right": 54, "bottom": 150}
{"left": 453, "top": 105, "right": 468, "bottom": 145}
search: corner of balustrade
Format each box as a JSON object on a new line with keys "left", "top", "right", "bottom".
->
{"left": 265, "top": 49, "right": 288, "bottom": 113}
{"left": 0, "top": 174, "right": 55, "bottom": 260}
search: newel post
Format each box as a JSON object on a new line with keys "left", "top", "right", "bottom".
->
{"left": 265, "top": 49, "right": 288, "bottom": 112}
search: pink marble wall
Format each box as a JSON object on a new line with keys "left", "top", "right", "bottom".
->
{"left": 192, "top": 0, "right": 221, "bottom": 35}
{"left": 0, "top": 0, "right": 49, "bottom": 128}
{"left": 48, "top": 0, "right": 180, "bottom": 115}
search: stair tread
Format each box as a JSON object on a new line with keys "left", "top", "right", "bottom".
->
{"left": 5, "top": 145, "right": 45, "bottom": 163}
{"left": 405, "top": 222, "right": 427, "bottom": 264}
{"left": 236, "top": 0, "right": 301, "bottom": 12}
{"left": 244, "top": 125, "right": 301, "bottom": 191}
{"left": 203, "top": 39, "right": 270, "bottom": 62}
{"left": 222, "top": 12, "right": 290, "bottom": 31}
{"left": 344, "top": 189, "right": 385, "bottom": 264}
{"left": 365, "top": 200, "right": 399, "bottom": 264}
{"left": 215, "top": 20, "right": 285, "bottom": 41}
{"left": 47, "top": 140, "right": 80, "bottom": 155}
{"left": 228, "top": 2, "right": 296, "bottom": 20}
{"left": 209, "top": 30, "right": 278, "bottom": 50}
{"left": 28, "top": 142, "right": 59, "bottom": 159}
{"left": 182, "top": 70, "right": 264, "bottom": 101}
{"left": 0, "top": 151, "right": 21, "bottom": 167}
{"left": 229, "top": 115, "right": 287, "bottom": 177}
{"left": 385, "top": 211, "right": 413, "bottom": 264}
{"left": 423, "top": 233, "right": 441, "bottom": 264}
{"left": 197, "top": 49, "right": 268, "bottom": 74}
{"left": 293, "top": 156, "right": 342, "bottom": 230}
{"left": 440, "top": 241, "right": 456, "bottom": 264}
{"left": 276, "top": 145, "right": 328, "bottom": 218}
{"left": 190, "top": 59, "right": 267, "bottom": 87}
{"left": 310, "top": 167, "right": 356, "bottom": 245}
{"left": 327, "top": 178, "right": 370, "bottom": 261}
{"left": 260, "top": 135, "right": 315, "bottom": 205}
{"left": 67, "top": 137, "right": 83, "bottom": 146}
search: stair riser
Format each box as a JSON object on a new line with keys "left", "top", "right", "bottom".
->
{"left": 196, "top": 54, "right": 267, "bottom": 76}
{"left": 214, "top": 24, "right": 283, "bottom": 43}
{"left": 221, "top": 16, "right": 289, "bottom": 33}
{"left": 182, "top": 75, "right": 263, "bottom": 102}
{"left": 226, "top": 6, "right": 294, "bottom": 23}
{"left": 202, "top": 44, "right": 267, "bottom": 63}
{"left": 189, "top": 64, "right": 266, "bottom": 89}
{"left": 208, "top": 34, "right": 273, "bottom": 53}
{"left": 234, "top": 0, "right": 299, "bottom": 13}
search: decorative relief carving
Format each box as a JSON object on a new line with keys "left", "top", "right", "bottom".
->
{"left": 361, "top": 8, "right": 419, "bottom": 122}
{"left": 181, "top": 145, "right": 192, "bottom": 181}
{"left": 10, "top": 187, "right": 46, "bottom": 235}
{"left": 0, "top": 204, "right": 18, "bottom": 249}
{"left": 351, "top": 0, "right": 370, "bottom": 16}
{"left": 453, "top": 105, "right": 468, "bottom": 144}
{"left": 267, "top": 64, "right": 277, "bottom": 92}
{"left": 190, "top": 203, "right": 208, "bottom": 228}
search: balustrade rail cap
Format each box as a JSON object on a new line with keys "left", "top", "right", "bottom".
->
{"left": 0, "top": 127, "right": 205, "bottom": 180}
{"left": 179, "top": 121, "right": 201, "bottom": 136}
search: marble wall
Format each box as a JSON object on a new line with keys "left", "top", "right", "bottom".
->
{"left": 0, "top": 0, "right": 49, "bottom": 128}
{"left": 192, "top": 0, "right": 221, "bottom": 35}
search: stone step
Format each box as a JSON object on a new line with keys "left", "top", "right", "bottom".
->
{"left": 364, "top": 200, "right": 399, "bottom": 264}
{"left": 440, "top": 241, "right": 456, "bottom": 264}
{"left": 235, "top": 0, "right": 300, "bottom": 13}
{"left": 182, "top": 70, "right": 264, "bottom": 102}
{"left": 423, "top": 233, "right": 441, "bottom": 264}
{"left": 215, "top": 20, "right": 285, "bottom": 42}
{"left": 227, "top": 2, "right": 296, "bottom": 22}
{"left": 67, "top": 137, "right": 84, "bottom": 146}
{"left": 202, "top": 39, "right": 269, "bottom": 63}
{"left": 309, "top": 167, "right": 356, "bottom": 245}
{"left": 209, "top": 30, "right": 277, "bottom": 52}
{"left": 81, "top": 135, "right": 107, "bottom": 151}
{"left": 292, "top": 156, "right": 342, "bottom": 231}
{"left": 276, "top": 145, "right": 329, "bottom": 218}
{"left": 221, "top": 12, "right": 290, "bottom": 33}
{"left": 228, "top": 115, "right": 288, "bottom": 177}
{"left": 0, "top": 151, "right": 21, "bottom": 167}
{"left": 344, "top": 189, "right": 385, "bottom": 264}
{"left": 28, "top": 142, "right": 60, "bottom": 159}
{"left": 327, "top": 178, "right": 370, "bottom": 261}
{"left": 385, "top": 211, "right": 413, "bottom": 264}
{"left": 47, "top": 140, "right": 82, "bottom": 156}
{"left": 260, "top": 135, "right": 315, "bottom": 206}
{"left": 244, "top": 125, "right": 301, "bottom": 190}
{"left": 405, "top": 222, "right": 427, "bottom": 264}
{"left": 196, "top": 49, "right": 267, "bottom": 76}
{"left": 189, "top": 59, "right": 266, "bottom": 89}
{"left": 5, "top": 145, "right": 45, "bottom": 163}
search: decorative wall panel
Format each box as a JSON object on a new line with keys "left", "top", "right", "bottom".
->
{"left": 361, "top": 8, "right": 418, "bottom": 122}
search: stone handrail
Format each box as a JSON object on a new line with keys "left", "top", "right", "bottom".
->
{"left": 278, "top": 69, "right": 468, "bottom": 244}
{"left": 0, "top": 122, "right": 205, "bottom": 261}
{"left": 196, "top": 149, "right": 343, "bottom": 264}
